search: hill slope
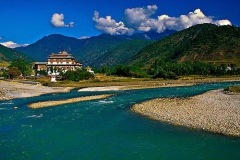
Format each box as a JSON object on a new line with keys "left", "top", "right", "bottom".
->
{"left": 93, "top": 40, "right": 154, "bottom": 67}
{"left": 129, "top": 24, "right": 240, "bottom": 66}
{"left": 72, "top": 34, "right": 130, "bottom": 67}
{"left": 0, "top": 44, "right": 34, "bottom": 63}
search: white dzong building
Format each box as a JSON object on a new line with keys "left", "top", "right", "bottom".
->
{"left": 34, "top": 51, "right": 82, "bottom": 76}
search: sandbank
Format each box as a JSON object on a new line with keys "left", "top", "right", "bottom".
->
{"left": 131, "top": 89, "right": 240, "bottom": 137}
{"left": 28, "top": 94, "right": 113, "bottom": 108}
{"left": 78, "top": 83, "right": 192, "bottom": 92}
{"left": 78, "top": 86, "right": 125, "bottom": 91}
{"left": 0, "top": 81, "right": 72, "bottom": 100}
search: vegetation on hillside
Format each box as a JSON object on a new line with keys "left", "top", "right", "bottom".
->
{"left": 95, "top": 40, "right": 154, "bottom": 67}
{"left": 129, "top": 24, "right": 240, "bottom": 66}
{"left": 73, "top": 34, "right": 130, "bottom": 67}
{"left": 0, "top": 44, "right": 34, "bottom": 63}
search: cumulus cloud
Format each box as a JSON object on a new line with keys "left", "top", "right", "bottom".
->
{"left": 93, "top": 5, "right": 232, "bottom": 35}
{"left": 92, "top": 11, "right": 134, "bottom": 35}
{"left": 155, "top": 8, "right": 215, "bottom": 32}
{"left": 214, "top": 19, "right": 232, "bottom": 26}
{"left": 50, "top": 13, "right": 74, "bottom": 27}
{"left": 123, "top": 5, "right": 158, "bottom": 32}
{"left": 0, "top": 41, "right": 29, "bottom": 48}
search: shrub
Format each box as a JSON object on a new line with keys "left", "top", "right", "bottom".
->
{"left": 224, "top": 85, "right": 240, "bottom": 93}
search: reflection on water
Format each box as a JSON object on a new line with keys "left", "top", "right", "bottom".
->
{"left": 0, "top": 82, "right": 240, "bottom": 159}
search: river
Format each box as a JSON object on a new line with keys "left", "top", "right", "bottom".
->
{"left": 0, "top": 82, "right": 240, "bottom": 159}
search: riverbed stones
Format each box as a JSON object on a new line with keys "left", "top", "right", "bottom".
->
{"left": 131, "top": 89, "right": 240, "bottom": 137}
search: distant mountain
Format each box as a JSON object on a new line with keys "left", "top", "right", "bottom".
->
{"left": 90, "top": 40, "right": 154, "bottom": 67}
{"left": 128, "top": 24, "right": 240, "bottom": 66}
{"left": 15, "top": 31, "right": 175, "bottom": 67}
{"left": 0, "top": 44, "right": 34, "bottom": 63}
{"left": 16, "top": 34, "right": 84, "bottom": 61}
{"left": 72, "top": 34, "right": 131, "bottom": 67}
{"left": 130, "top": 30, "right": 176, "bottom": 40}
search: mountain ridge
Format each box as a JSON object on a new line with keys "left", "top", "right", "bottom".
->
{"left": 128, "top": 24, "right": 240, "bottom": 66}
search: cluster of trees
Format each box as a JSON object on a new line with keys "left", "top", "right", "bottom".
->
{"left": 62, "top": 69, "right": 94, "bottom": 81}
{"left": 95, "top": 59, "right": 240, "bottom": 79}
{"left": 0, "top": 59, "right": 32, "bottom": 79}
{"left": 95, "top": 63, "right": 148, "bottom": 78}
{"left": 151, "top": 60, "right": 240, "bottom": 79}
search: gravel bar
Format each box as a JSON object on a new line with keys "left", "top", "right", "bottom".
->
{"left": 28, "top": 94, "right": 113, "bottom": 109}
{"left": 131, "top": 89, "right": 240, "bottom": 137}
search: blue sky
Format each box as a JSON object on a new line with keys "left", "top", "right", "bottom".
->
{"left": 0, "top": 0, "right": 239, "bottom": 48}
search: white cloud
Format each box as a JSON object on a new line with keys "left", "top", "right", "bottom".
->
{"left": 0, "top": 37, "right": 2, "bottom": 40}
{"left": 78, "top": 36, "right": 90, "bottom": 39}
{"left": 93, "top": 5, "right": 232, "bottom": 35}
{"left": 0, "top": 41, "right": 29, "bottom": 48}
{"left": 123, "top": 5, "right": 158, "bottom": 32}
{"left": 214, "top": 19, "right": 232, "bottom": 26}
{"left": 50, "top": 13, "right": 74, "bottom": 27}
{"left": 92, "top": 11, "right": 134, "bottom": 35}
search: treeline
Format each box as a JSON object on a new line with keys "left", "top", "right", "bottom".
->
{"left": 95, "top": 60, "right": 240, "bottom": 79}
{"left": 94, "top": 63, "right": 148, "bottom": 78}
{"left": 150, "top": 60, "right": 239, "bottom": 79}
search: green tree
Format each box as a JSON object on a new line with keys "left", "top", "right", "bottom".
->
{"left": 7, "top": 67, "right": 21, "bottom": 79}
{"left": 115, "top": 64, "right": 131, "bottom": 77}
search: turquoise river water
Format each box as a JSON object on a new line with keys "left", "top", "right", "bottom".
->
{"left": 0, "top": 82, "right": 240, "bottom": 159}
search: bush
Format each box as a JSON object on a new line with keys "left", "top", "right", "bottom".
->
{"left": 65, "top": 69, "right": 94, "bottom": 81}
{"left": 224, "top": 85, "right": 240, "bottom": 93}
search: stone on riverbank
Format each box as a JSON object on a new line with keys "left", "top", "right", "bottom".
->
{"left": 131, "top": 89, "right": 240, "bottom": 137}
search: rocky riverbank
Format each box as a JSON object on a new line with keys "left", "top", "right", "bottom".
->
{"left": 131, "top": 89, "right": 240, "bottom": 137}
{"left": 28, "top": 94, "right": 113, "bottom": 108}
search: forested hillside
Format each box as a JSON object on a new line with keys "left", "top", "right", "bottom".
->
{"left": 84, "top": 40, "right": 154, "bottom": 67}
{"left": 72, "top": 34, "right": 130, "bottom": 67}
{"left": 129, "top": 24, "right": 240, "bottom": 66}
{"left": 0, "top": 44, "right": 34, "bottom": 63}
